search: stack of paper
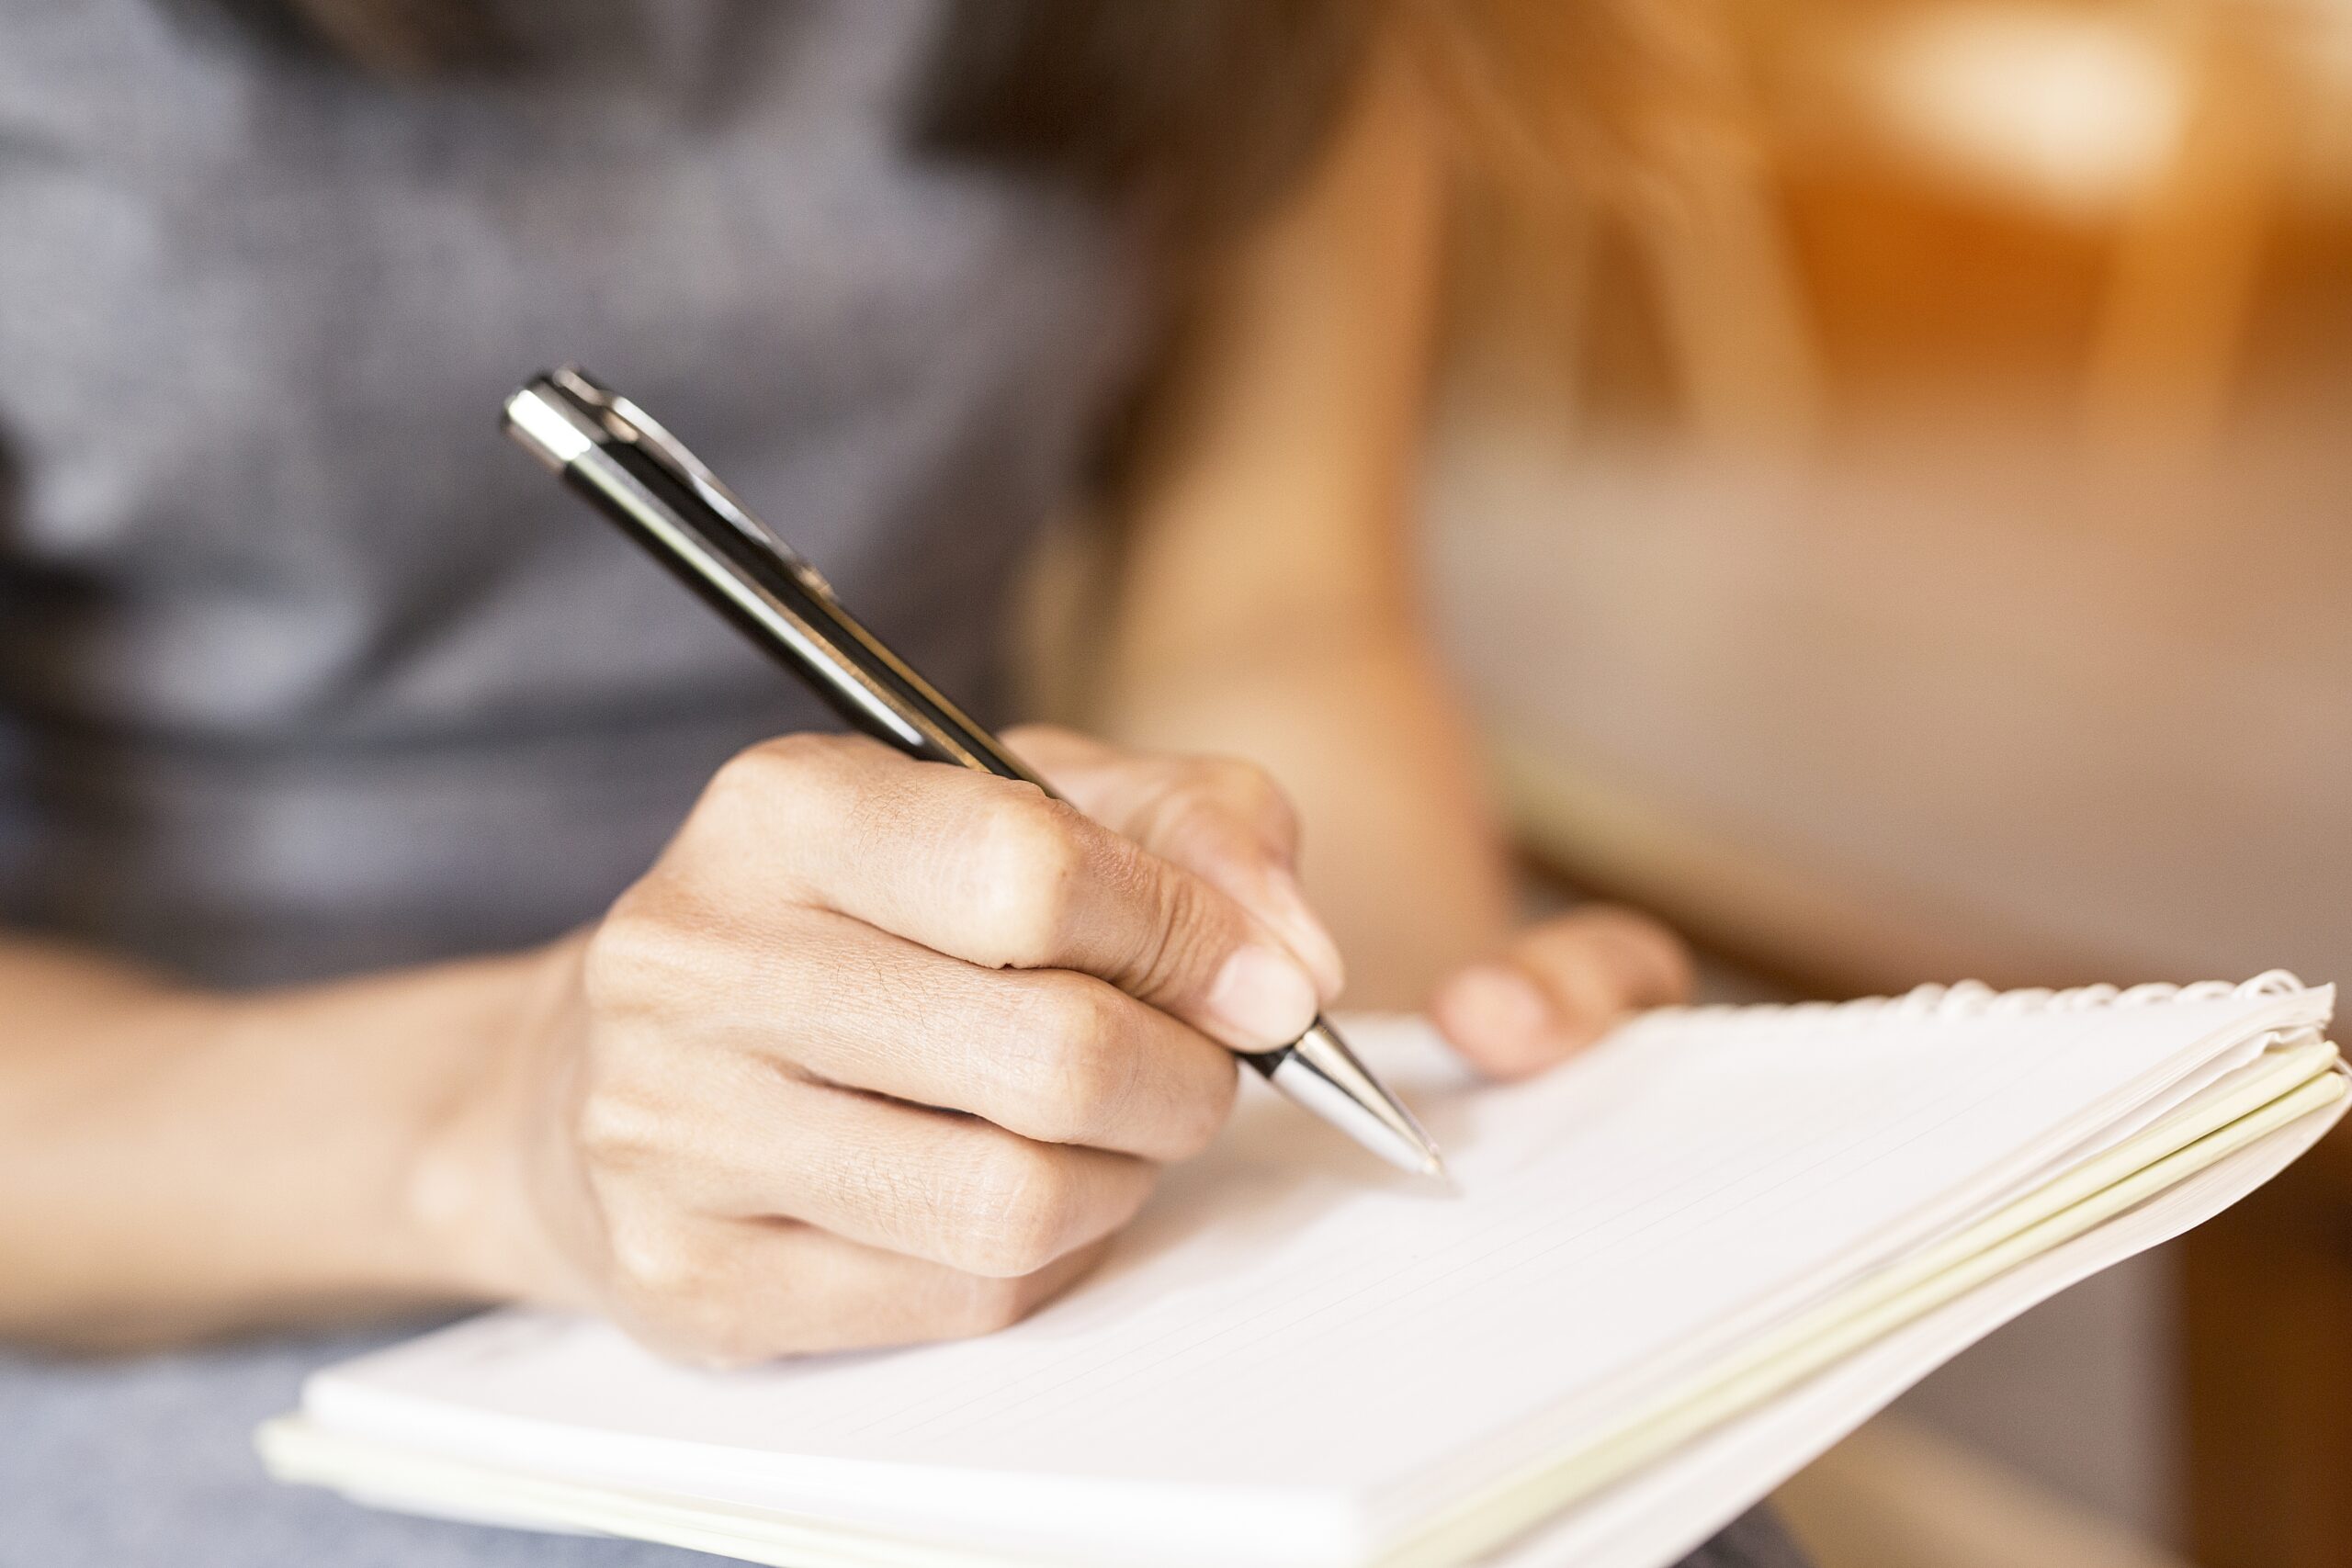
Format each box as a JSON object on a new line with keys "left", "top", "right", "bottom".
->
{"left": 261, "top": 974, "right": 2343, "bottom": 1568}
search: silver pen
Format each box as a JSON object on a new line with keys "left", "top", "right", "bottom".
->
{"left": 503, "top": 366, "right": 1447, "bottom": 1179}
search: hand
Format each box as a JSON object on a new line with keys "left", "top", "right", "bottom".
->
{"left": 446, "top": 727, "right": 1344, "bottom": 1366}
{"left": 1430, "top": 908, "right": 1693, "bottom": 1079}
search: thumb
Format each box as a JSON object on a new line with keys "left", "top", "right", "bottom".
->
{"left": 1006, "top": 725, "right": 1346, "bottom": 1002}
{"left": 1431, "top": 908, "right": 1693, "bottom": 1081}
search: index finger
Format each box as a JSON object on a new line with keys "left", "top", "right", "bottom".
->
{"left": 682, "top": 735, "right": 1323, "bottom": 1053}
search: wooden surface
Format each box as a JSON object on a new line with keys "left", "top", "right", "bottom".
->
{"left": 2183, "top": 1117, "right": 2352, "bottom": 1568}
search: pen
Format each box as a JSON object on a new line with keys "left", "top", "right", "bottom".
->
{"left": 503, "top": 365, "right": 1447, "bottom": 1180}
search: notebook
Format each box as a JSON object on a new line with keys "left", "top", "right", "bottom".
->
{"left": 260, "top": 973, "right": 2345, "bottom": 1568}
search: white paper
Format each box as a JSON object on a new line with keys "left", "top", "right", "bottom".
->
{"left": 283, "top": 983, "right": 2336, "bottom": 1568}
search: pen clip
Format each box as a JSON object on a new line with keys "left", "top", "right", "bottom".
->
{"left": 546, "top": 366, "right": 845, "bottom": 604}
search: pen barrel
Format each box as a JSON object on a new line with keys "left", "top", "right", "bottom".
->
{"left": 509, "top": 376, "right": 1040, "bottom": 788}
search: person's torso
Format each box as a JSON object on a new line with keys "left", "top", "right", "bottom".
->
{"left": 0, "top": 0, "right": 1149, "bottom": 984}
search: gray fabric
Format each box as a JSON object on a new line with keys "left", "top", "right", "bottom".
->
{"left": 1, "top": 1325, "right": 709, "bottom": 1567}
{"left": 0, "top": 5, "right": 1811, "bottom": 1564}
{"left": 0, "top": 0, "right": 1147, "bottom": 987}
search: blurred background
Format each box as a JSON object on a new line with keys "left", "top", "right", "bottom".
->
{"left": 1416, "top": 0, "right": 2350, "bottom": 1563}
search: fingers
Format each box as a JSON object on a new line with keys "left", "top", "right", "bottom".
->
{"left": 1003, "top": 726, "right": 1345, "bottom": 999}
{"left": 567, "top": 727, "right": 1353, "bottom": 1370}
{"left": 1431, "top": 907, "right": 1693, "bottom": 1080}
{"left": 602, "top": 1213, "right": 1114, "bottom": 1368}
{"left": 560, "top": 727, "right": 1355, "bottom": 1370}
{"left": 585, "top": 1066, "right": 1160, "bottom": 1279}
{"left": 584, "top": 898, "right": 1238, "bottom": 1160}
{"left": 673, "top": 733, "right": 1326, "bottom": 1052}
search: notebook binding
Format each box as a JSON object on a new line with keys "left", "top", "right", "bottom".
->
{"left": 1678, "top": 969, "right": 2308, "bottom": 1031}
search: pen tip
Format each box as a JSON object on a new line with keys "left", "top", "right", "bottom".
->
{"left": 1273, "top": 1017, "right": 1455, "bottom": 1185}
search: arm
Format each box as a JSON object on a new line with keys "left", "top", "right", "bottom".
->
{"left": 1085, "top": 42, "right": 1507, "bottom": 1007}
{"left": 0, "top": 935, "right": 538, "bottom": 1347}
{"left": 0, "top": 732, "right": 1340, "bottom": 1352}
{"left": 1081, "top": 39, "right": 1690, "bottom": 1054}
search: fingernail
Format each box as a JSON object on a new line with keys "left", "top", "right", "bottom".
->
{"left": 1208, "top": 944, "right": 1321, "bottom": 1048}
{"left": 1265, "top": 867, "right": 1347, "bottom": 1000}
{"left": 1453, "top": 964, "right": 1553, "bottom": 1044}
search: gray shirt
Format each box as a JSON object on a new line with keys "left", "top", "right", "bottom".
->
{"left": 0, "top": 10, "right": 1813, "bottom": 1566}
{"left": 0, "top": 4, "right": 1146, "bottom": 1553}
{"left": 0, "top": 0, "right": 1147, "bottom": 986}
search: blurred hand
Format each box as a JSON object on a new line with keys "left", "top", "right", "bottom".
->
{"left": 1430, "top": 907, "right": 1693, "bottom": 1079}
{"left": 461, "top": 726, "right": 1343, "bottom": 1367}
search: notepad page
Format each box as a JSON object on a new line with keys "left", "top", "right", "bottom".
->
{"left": 303, "top": 981, "right": 2334, "bottom": 1567}
{"left": 265, "top": 1074, "right": 2342, "bottom": 1568}
{"left": 1480, "top": 1090, "right": 2342, "bottom": 1568}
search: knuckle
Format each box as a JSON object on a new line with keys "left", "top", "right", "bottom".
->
{"left": 964, "top": 789, "right": 1090, "bottom": 968}
{"left": 999, "top": 979, "right": 1130, "bottom": 1144}
{"left": 1204, "top": 754, "right": 1283, "bottom": 811}
{"left": 1050, "top": 1032, "right": 1138, "bottom": 1148}
{"left": 580, "top": 892, "right": 684, "bottom": 1016}
{"left": 621, "top": 1289, "right": 770, "bottom": 1370}
{"left": 598, "top": 1216, "right": 817, "bottom": 1369}
{"left": 1186, "top": 755, "right": 1295, "bottom": 841}
{"left": 605, "top": 1218, "right": 708, "bottom": 1311}
{"left": 572, "top": 1082, "right": 670, "bottom": 1173}
{"left": 704, "top": 733, "right": 843, "bottom": 821}
{"left": 1164, "top": 1057, "right": 1240, "bottom": 1160}
{"left": 1148, "top": 787, "right": 1228, "bottom": 860}
{"left": 956, "top": 1139, "right": 1080, "bottom": 1277}
{"left": 706, "top": 739, "right": 790, "bottom": 811}
{"left": 744, "top": 729, "right": 843, "bottom": 779}
{"left": 934, "top": 1273, "right": 1035, "bottom": 1339}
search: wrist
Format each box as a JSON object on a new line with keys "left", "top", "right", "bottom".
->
{"left": 397, "top": 938, "right": 590, "bottom": 1310}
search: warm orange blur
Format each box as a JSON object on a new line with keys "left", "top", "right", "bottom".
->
{"left": 1424, "top": 4, "right": 2350, "bottom": 1565}
{"left": 1433, "top": 0, "right": 2349, "bottom": 993}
